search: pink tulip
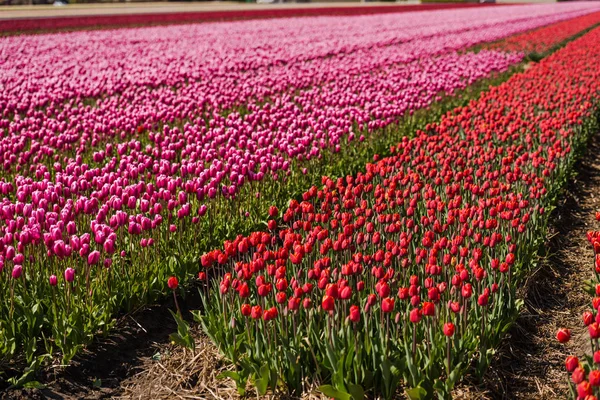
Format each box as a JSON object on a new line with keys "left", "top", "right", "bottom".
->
{"left": 64, "top": 268, "right": 75, "bottom": 282}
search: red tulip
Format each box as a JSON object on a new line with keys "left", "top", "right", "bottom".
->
{"left": 577, "top": 380, "right": 592, "bottom": 398}
{"left": 409, "top": 308, "right": 422, "bottom": 324}
{"left": 322, "top": 295, "right": 335, "bottom": 312}
{"left": 325, "top": 283, "right": 339, "bottom": 299}
{"left": 461, "top": 283, "right": 473, "bottom": 299}
{"left": 477, "top": 293, "right": 489, "bottom": 307}
{"left": 583, "top": 311, "right": 594, "bottom": 326}
{"left": 276, "top": 292, "right": 287, "bottom": 304}
{"left": 340, "top": 286, "right": 352, "bottom": 300}
{"left": 566, "top": 356, "right": 580, "bottom": 372}
{"left": 589, "top": 370, "right": 600, "bottom": 387}
{"left": 295, "top": 297, "right": 308, "bottom": 310}
{"left": 422, "top": 301, "right": 435, "bottom": 317}
{"left": 241, "top": 304, "right": 251, "bottom": 317}
{"left": 443, "top": 322, "right": 455, "bottom": 337}
{"left": 572, "top": 367, "right": 586, "bottom": 384}
{"left": 269, "top": 206, "right": 278, "bottom": 217}
{"left": 376, "top": 281, "right": 390, "bottom": 298}
{"left": 349, "top": 305, "right": 360, "bottom": 323}
{"left": 556, "top": 328, "right": 571, "bottom": 343}
{"left": 381, "top": 298, "right": 394, "bottom": 313}
{"left": 590, "top": 323, "right": 600, "bottom": 339}
{"left": 251, "top": 305, "right": 262, "bottom": 320}
{"left": 356, "top": 281, "right": 365, "bottom": 291}
{"left": 167, "top": 276, "right": 179, "bottom": 290}
{"left": 263, "top": 307, "right": 278, "bottom": 321}
{"left": 238, "top": 282, "right": 250, "bottom": 298}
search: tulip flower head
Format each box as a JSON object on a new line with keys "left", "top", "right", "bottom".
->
{"left": 556, "top": 328, "right": 571, "bottom": 343}
{"left": 12, "top": 265, "right": 23, "bottom": 279}
{"left": 443, "top": 322, "right": 455, "bottom": 337}
{"left": 168, "top": 276, "right": 179, "bottom": 290}
{"left": 64, "top": 268, "right": 75, "bottom": 283}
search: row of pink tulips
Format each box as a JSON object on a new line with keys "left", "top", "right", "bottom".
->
{"left": 1, "top": 3, "right": 596, "bottom": 113}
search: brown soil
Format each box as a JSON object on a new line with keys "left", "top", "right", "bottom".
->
{"left": 117, "top": 329, "right": 327, "bottom": 400}
{"left": 455, "top": 135, "right": 600, "bottom": 399}
{"left": 0, "top": 290, "right": 204, "bottom": 400}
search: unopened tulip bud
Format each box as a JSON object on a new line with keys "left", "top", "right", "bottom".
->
{"left": 556, "top": 328, "right": 571, "bottom": 343}
{"left": 64, "top": 267, "right": 75, "bottom": 282}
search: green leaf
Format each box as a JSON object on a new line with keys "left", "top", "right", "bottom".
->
{"left": 319, "top": 384, "right": 353, "bottom": 400}
{"left": 92, "top": 378, "right": 102, "bottom": 388}
{"left": 406, "top": 386, "right": 427, "bottom": 400}
{"left": 333, "top": 357, "right": 347, "bottom": 392}
{"left": 217, "top": 370, "right": 247, "bottom": 396}
{"left": 255, "top": 365, "right": 270, "bottom": 396}
{"left": 348, "top": 383, "right": 365, "bottom": 400}
{"left": 23, "top": 381, "right": 45, "bottom": 389}
{"left": 217, "top": 371, "right": 240, "bottom": 381}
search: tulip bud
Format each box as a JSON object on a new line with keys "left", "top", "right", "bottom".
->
{"left": 167, "top": 276, "right": 178, "bottom": 290}
{"left": 584, "top": 311, "right": 594, "bottom": 326}
{"left": 381, "top": 298, "right": 394, "bottom": 313}
{"left": 64, "top": 267, "right": 75, "bottom": 282}
{"left": 12, "top": 265, "right": 22, "bottom": 279}
{"left": 409, "top": 308, "right": 422, "bottom": 324}
{"left": 241, "top": 304, "right": 251, "bottom": 317}
{"left": 349, "top": 305, "right": 360, "bottom": 323}
{"left": 49, "top": 275, "right": 58, "bottom": 286}
{"left": 322, "top": 295, "right": 335, "bottom": 312}
{"left": 572, "top": 367, "right": 586, "bottom": 384}
{"left": 566, "top": 356, "right": 580, "bottom": 372}
{"left": 556, "top": 328, "right": 571, "bottom": 343}
{"left": 589, "top": 370, "right": 600, "bottom": 387}
{"left": 578, "top": 380, "right": 592, "bottom": 399}
{"left": 443, "top": 322, "right": 455, "bottom": 337}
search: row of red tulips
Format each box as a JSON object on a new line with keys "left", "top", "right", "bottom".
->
{"left": 487, "top": 10, "right": 600, "bottom": 56}
{"left": 195, "top": 27, "right": 600, "bottom": 399}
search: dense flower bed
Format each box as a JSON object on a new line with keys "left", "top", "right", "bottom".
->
{"left": 0, "top": 40, "right": 520, "bottom": 377}
{"left": 0, "top": 3, "right": 497, "bottom": 34}
{"left": 197, "top": 27, "right": 600, "bottom": 398}
{"left": 1, "top": 3, "right": 597, "bottom": 112}
{"left": 487, "top": 10, "right": 600, "bottom": 55}
{"left": 2, "top": 5, "right": 600, "bottom": 384}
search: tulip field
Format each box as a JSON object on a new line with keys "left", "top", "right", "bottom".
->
{"left": 3, "top": 3, "right": 600, "bottom": 399}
